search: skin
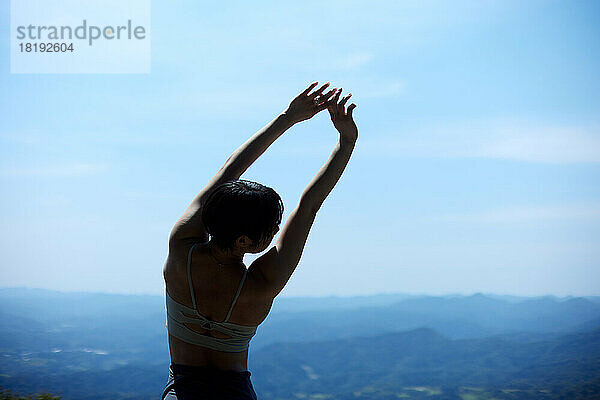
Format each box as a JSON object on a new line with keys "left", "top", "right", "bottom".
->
{"left": 164, "top": 81, "right": 358, "bottom": 371}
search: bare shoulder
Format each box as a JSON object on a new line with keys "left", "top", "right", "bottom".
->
{"left": 163, "top": 237, "right": 203, "bottom": 279}
{"left": 247, "top": 246, "right": 281, "bottom": 301}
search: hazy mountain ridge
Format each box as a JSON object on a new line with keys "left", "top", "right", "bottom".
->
{"left": 3, "top": 287, "right": 600, "bottom": 352}
{"left": 2, "top": 326, "right": 598, "bottom": 399}
{"left": 254, "top": 292, "right": 600, "bottom": 348}
{"left": 1, "top": 287, "right": 599, "bottom": 399}
{"left": 251, "top": 326, "right": 600, "bottom": 399}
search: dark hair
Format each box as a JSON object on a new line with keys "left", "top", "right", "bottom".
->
{"left": 202, "top": 179, "right": 284, "bottom": 250}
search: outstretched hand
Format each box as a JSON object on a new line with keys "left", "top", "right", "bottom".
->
{"left": 284, "top": 82, "right": 337, "bottom": 124}
{"left": 328, "top": 88, "right": 358, "bottom": 143}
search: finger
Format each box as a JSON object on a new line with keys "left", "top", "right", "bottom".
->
{"left": 318, "top": 88, "right": 337, "bottom": 106}
{"left": 309, "top": 82, "right": 330, "bottom": 98}
{"left": 315, "top": 88, "right": 337, "bottom": 104}
{"left": 327, "top": 96, "right": 336, "bottom": 109}
{"left": 332, "top": 88, "right": 342, "bottom": 104}
{"left": 333, "top": 88, "right": 343, "bottom": 114}
{"left": 327, "top": 98, "right": 336, "bottom": 115}
{"left": 339, "top": 93, "right": 352, "bottom": 107}
{"left": 347, "top": 103, "right": 357, "bottom": 117}
{"left": 301, "top": 81, "right": 319, "bottom": 95}
{"left": 316, "top": 101, "right": 331, "bottom": 112}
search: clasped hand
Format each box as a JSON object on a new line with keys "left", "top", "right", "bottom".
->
{"left": 284, "top": 81, "right": 358, "bottom": 143}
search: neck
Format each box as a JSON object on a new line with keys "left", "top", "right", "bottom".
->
{"left": 207, "top": 240, "right": 245, "bottom": 265}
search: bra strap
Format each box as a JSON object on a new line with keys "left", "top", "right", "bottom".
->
{"left": 186, "top": 242, "right": 201, "bottom": 311}
{"left": 224, "top": 268, "right": 247, "bottom": 322}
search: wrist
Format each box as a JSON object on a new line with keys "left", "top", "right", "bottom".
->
{"left": 339, "top": 135, "right": 357, "bottom": 147}
{"left": 339, "top": 129, "right": 358, "bottom": 144}
{"left": 280, "top": 110, "right": 299, "bottom": 126}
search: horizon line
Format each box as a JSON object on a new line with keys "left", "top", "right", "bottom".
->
{"left": 1, "top": 285, "right": 598, "bottom": 299}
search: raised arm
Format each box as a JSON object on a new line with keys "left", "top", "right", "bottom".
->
{"left": 169, "top": 82, "right": 337, "bottom": 244}
{"left": 251, "top": 88, "right": 358, "bottom": 298}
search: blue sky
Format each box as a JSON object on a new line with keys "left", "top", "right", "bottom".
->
{"left": 1, "top": 0, "right": 599, "bottom": 297}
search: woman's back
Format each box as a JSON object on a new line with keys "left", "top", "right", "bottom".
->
{"left": 164, "top": 240, "right": 274, "bottom": 371}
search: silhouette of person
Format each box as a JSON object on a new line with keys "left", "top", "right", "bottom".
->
{"left": 162, "top": 81, "right": 358, "bottom": 399}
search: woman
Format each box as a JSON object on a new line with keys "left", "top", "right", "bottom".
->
{"left": 161, "top": 81, "right": 358, "bottom": 399}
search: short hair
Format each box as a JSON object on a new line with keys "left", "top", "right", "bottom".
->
{"left": 202, "top": 179, "right": 284, "bottom": 250}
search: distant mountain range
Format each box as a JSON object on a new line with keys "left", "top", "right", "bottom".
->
{"left": 252, "top": 326, "right": 600, "bottom": 400}
{"left": 0, "top": 287, "right": 599, "bottom": 399}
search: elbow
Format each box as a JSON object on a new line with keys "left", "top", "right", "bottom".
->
{"left": 298, "top": 195, "right": 321, "bottom": 218}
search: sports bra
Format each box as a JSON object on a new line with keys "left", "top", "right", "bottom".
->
{"left": 165, "top": 242, "right": 258, "bottom": 352}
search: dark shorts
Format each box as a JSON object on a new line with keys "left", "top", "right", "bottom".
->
{"left": 161, "top": 363, "right": 258, "bottom": 400}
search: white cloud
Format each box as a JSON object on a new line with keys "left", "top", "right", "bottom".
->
{"left": 360, "top": 120, "right": 600, "bottom": 163}
{"left": 438, "top": 203, "right": 600, "bottom": 224}
{"left": 479, "top": 125, "right": 600, "bottom": 163}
